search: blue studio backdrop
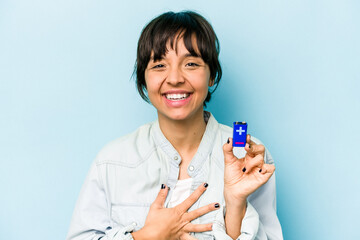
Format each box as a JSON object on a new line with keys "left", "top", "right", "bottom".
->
{"left": 1, "top": 0, "right": 359, "bottom": 239}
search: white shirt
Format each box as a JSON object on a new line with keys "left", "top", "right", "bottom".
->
{"left": 168, "top": 178, "right": 194, "bottom": 208}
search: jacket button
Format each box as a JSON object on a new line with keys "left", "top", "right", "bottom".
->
{"left": 132, "top": 222, "right": 137, "bottom": 226}
{"left": 189, "top": 165, "right": 194, "bottom": 171}
{"left": 174, "top": 156, "right": 178, "bottom": 160}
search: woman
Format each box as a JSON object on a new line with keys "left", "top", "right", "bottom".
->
{"left": 67, "top": 11, "right": 283, "bottom": 240}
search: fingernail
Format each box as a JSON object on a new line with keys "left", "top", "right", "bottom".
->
{"left": 259, "top": 169, "right": 262, "bottom": 173}
{"left": 204, "top": 183, "right": 209, "bottom": 188}
{"left": 249, "top": 144, "right": 251, "bottom": 149}
{"left": 242, "top": 167, "right": 246, "bottom": 172}
{"left": 227, "top": 138, "right": 230, "bottom": 144}
{"left": 214, "top": 203, "right": 220, "bottom": 208}
{"left": 161, "top": 184, "right": 165, "bottom": 189}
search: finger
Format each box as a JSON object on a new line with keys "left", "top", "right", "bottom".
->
{"left": 183, "top": 223, "right": 213, "bottom": 233}
{"left": 259, "top": 163, "right": 275, "bottom": 175}
{"left": 245, "top": 142, "right": 265, "bottom": 157}
{"left": 246, "top": 134, "right": 251, "bottom": 144}
{"left": 186, "top": 203, "right": 220, "bottom": 221}
{"left": 177, "top": 183, "right": 208, "bottom": 213}
{"left": 151, "top": 184, "right": 169, "bottom": 209}
{"left": 223, "top": 137, "right": 239, "bottom": 164}
{"left": 244, "top": 154, "right": 264, "bottom": 173}
{"left": 180, "top": 232, "right": 197, "bottom": 240}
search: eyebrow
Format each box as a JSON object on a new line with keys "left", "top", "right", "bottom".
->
{"left": 184, "top": 53, "right": 200, "bottom": 58}
{"left": 150, "top": 53, "right": 200, "bottom": 61}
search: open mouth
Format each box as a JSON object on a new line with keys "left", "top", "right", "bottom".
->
{"left": 164, "top": 93, "right": 191, "bottom": 101}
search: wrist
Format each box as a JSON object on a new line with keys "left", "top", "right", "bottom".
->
{"left": 131, "top": 230, "right": 142, "bottom": 240}
{"left": 131, "top": 228, "right": 154, "bottom": 240}
{"left": 225, "top": 197, "right": 247, "bottom": 210}
{"left": 224, "top": 190, "right": 247, "bottom": 207}
{"left": 225, "top": 201, "right": 247, "bottom": 228}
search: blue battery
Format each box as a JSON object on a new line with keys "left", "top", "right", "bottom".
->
{"left": 233, "top": 122, "right": 248, "bottom": 147}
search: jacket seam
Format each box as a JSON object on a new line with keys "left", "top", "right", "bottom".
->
{"left": 212, "top": 154, "right": 224, "bottom": 170}
{"left": 96, "top": 163, "right": 112, "bottom": 227}
{"left": 95, "top": 147, "right": 157, "bottom": 168}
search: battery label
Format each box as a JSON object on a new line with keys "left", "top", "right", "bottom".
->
{"left": 233, "top": 122, "right": 248, "bottom": 147}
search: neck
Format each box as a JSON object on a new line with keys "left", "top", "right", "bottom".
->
{"left": 158, "top": 110, "right": 207, "bottom": 155}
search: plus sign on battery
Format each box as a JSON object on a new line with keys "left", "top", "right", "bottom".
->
{"left": 236, "top": 127, "right": 245, "bottom": 135}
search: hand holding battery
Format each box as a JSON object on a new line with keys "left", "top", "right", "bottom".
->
{"left": 223, "top": 133, "right": 275, "bottom": 204}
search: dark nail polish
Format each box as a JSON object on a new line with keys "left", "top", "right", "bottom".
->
{"left": 242, "top": 167, "right": 246, "bottom": 172}
{"left": 204, "top": 183, "right": 209, "bottom": 188}
{"left": 214, "top": 203, "right": 220, "bottom": 208}
{"left": 259, "top": 169, "right": 262, "bottom": 173}
{"left": 161, "top": 184, "right": 165, "bottom": 189}
{"left": 227, "top": 138, "right": 230, "bottom": 144}
{"left": 249, "top": 144, "right": 251, "bottom": 149}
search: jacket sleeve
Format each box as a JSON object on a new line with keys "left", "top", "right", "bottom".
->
{"left": 66, "top": 162, "right": 135, "bottom": 240}
{"left": 247, "top": 146, "right": 283, "bottom": 240}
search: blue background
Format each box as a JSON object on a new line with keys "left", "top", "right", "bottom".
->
{"left": 1, "top": 0, "right": 359, "bottom": 239}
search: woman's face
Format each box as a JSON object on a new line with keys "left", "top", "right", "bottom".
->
{"left": 145, "top": 37, "right": 212, "bottom": 122}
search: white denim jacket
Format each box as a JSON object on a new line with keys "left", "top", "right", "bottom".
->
{"left": 67, "top": 113, "right": 283, "bottom": 240}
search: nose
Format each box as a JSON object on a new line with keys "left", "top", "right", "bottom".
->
{"left": 166, "top": 66, "right": 184, "bottom": 85}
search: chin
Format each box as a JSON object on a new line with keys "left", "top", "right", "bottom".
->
{"left": 158, "top": 109, "right": 190, "bottom": 121}
{"left": 167, "top": 109, "right": 204, "bottom": 122}
{"left": 167, "top": 113, "right": 189, "bottom": 121}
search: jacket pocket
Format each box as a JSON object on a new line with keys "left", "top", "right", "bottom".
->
{"left": 111, "top": 203, "right": 150, "bottom": 231}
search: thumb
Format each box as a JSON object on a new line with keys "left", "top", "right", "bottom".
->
{"left": 152, "top": 184, "right": 169, "bottom": 209}
{"left": 223, "top": 137, "right": 238, "bottom": 164}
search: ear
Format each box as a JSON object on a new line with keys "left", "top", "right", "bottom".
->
{"left": 209, "top": 78, "right": 215, "bottom": 87}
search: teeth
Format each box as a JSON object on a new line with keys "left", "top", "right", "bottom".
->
{"left": 165, "top": 93, "right": 190, "bottom": 100}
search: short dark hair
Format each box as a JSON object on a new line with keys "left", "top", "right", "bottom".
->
{"left": 135, "top": 10, "right": 222, "bottom": 105}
